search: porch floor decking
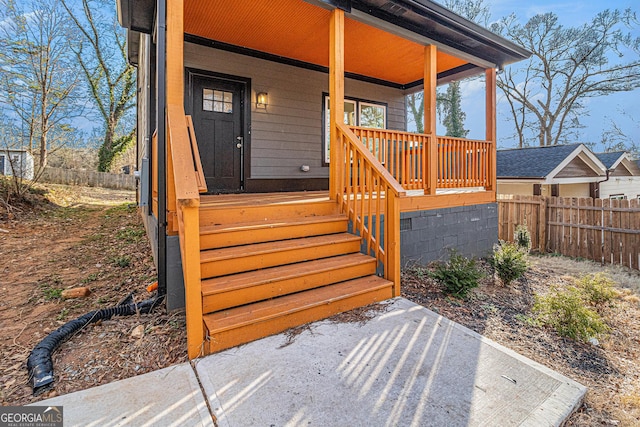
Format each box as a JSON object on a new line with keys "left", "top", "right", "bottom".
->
{"left": 200, "top": 187, "right": 490, "bottom": 209}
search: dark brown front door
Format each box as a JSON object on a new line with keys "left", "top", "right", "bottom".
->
{"left": 191, "top": 75, "right": 244, "bottom": 193}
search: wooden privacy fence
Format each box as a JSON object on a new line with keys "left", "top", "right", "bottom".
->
{"left": 498, "top": 195, "right": 640, "bottom": 270}
{"left": 41, "top": 167, "right": 136, "bottom": 190}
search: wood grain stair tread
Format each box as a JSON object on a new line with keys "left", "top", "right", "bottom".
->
{"left": 200, "top": 233, "right": 362, "bottom": 263}
{"left": 199, "top": 214, "right": 347, "bottom": 235}
{"left": 203, "top": 275, "right": 392, "bottom": 335}
{"left": 201, "top": 253, "right": 375, "bottom": 296}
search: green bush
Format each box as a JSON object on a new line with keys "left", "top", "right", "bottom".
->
{"left": 514, "top": 224, "right": 532, "bottom": 252}
{"left": 533, "top": 286, "right": 609, "bottom": 342}
{"left": 491, "top": 241, "right": 528, "bottom": 286}
{"left": 576, "top": 273, "right": 618, "bottom": 307}
{"left": 430, "top": 251, "right": 484, "bottom": 298}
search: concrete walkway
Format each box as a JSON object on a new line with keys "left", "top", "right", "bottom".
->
{"left": 36, "top": 298, "right": 586, "bottom": 426}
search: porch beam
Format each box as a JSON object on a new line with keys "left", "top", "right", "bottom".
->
{"left": 485, "top": 67, "right": 497, "bottom": 191}
{"left": 424, "top": 44, "right": 437, "bottom": 195}
{"left": 329, "top": 8, "right": 345, "bottom": 200}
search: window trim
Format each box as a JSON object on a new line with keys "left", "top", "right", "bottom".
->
{"left": 609, "top": 194, "right": 627, "bottom": 200}
{"left": 322, "top": 93, "right": 388, "bottom": 166}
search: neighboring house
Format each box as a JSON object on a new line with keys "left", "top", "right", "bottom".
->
{"left": 497, "top": 144, "right": 606, "bottom": 198}
{"left": 0, "top": 149, "right": 34, "bottom": 180}
{"left": 595, "top": 151, "right": 640, "bottom": 200}
{"left": 117, "top": 0, "right": 530, "bottom": 358}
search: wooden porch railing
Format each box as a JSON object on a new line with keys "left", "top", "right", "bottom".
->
{"left": 336, "top": 123, "right": 405, "bottom": 295}
{"left": 349, "top": 127, "right": 492, "bottom": 192}
{"left": 349, "top": 126, "right": 430, "bottom": 191}
{"left": 437, "top": 136, "right": 491, "bottom": 188}
{"left": 166, "top": 104, "right": 207, "bottom": 359}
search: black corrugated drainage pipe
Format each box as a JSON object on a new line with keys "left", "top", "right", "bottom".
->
{"left": 27, "top": 295, "right": 163, "bottom": 396}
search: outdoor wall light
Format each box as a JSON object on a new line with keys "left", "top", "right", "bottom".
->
{"left": 256, "top": 92, "right": 268, "bottom": 109}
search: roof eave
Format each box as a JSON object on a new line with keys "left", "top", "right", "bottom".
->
{"left": 351, "top": 0, "right": 531, "bottom": 68}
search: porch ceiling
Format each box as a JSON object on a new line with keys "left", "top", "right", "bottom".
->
{"left": 184, "top": 0, "right": 468, "bottom": 85}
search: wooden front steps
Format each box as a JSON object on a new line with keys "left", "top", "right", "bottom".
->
{"left": 198, "top": 192, "right": 394, "bottom": 355}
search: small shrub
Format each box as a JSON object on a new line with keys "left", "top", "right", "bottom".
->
{"left": 576, "top": 273, "right": 618, "bottom": 307}
{"left": 491, "top": 241, "right": 528, "bottom": 286}
{"left": 533, "top": 286, "right": 609, "bottom": 342}
{"left": 514, "top": 224, "right": 532, "bottom": 252}
{"left": 430, "top": 251, "right": 484, "bottom": 298}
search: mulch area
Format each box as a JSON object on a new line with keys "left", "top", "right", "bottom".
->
{"left": 402, "top": 256, "right": 640, "bottom": 426}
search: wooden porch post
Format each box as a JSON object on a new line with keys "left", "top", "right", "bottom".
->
{"left": 165, "top": 0, "right": 184, "bottom": 233}
{"left": 485, "top": 67, "right": 497, "bottom": 192}
{"left": 167, "top": 0, "right": 204, "bottom": 360}
{"left": 166, "top": 0, "right": 184, "bottom": 107}
{"left": 424, "top": 45, "right": 437, "bottom": 195}
{"left": 329, "top": 8, "right": 345, "bottom": 200}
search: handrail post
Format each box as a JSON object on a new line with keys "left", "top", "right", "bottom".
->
{"left": 387, "top": 193, "right": 401, "bottom": 296}
{"left": 168, "top": 105, "right": 204, "bottom": 360}
{"left": 180, "top": 203, "right": 204, "bottom": 359}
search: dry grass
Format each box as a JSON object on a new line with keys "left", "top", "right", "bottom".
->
{"left": 533, "top": 254, "right": 640, "bottom": 294}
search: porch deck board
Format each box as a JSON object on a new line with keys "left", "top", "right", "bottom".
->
{"left": 200, "top": 191, "right": 331, "bottom": 207}
{"left": 199, "top": 188, "right": 491, "bottom": 212}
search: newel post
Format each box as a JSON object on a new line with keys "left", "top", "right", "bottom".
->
{"left": 424, "top": 45, "right": 437, "bottom": 195}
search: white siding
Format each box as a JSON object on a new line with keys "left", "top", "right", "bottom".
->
{"left": 600, "top": 177, "right": 640, "bottom": 199}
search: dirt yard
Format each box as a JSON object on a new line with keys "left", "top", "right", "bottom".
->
{"left": 0, "top": 183, "right": 187, "bottom": 405}
{"left": 403, "top": 255, "right": 640, "bottom": 426}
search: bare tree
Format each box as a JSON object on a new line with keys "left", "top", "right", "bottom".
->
{"left": 406, "top": 93, "right": 425, "bottom": 133}
{"left": 599, "top": 110, "right": 639, "bottom": 155}
{"left": 0, "top": 0, "right": 82, "bottom": 186}
{"left": 493, "top": 10, "right": 640, "bottom": 147}
{"left": 406, "top": 0, "right": 490, "bottom": 136}
{"left": 61, "top": 0, "right": 136, "bottom": 172}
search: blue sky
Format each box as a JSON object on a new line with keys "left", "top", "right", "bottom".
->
{"left": 456, "top": 0, "right": 640, "bottom": 151}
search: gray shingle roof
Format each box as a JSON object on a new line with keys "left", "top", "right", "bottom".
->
{"left": 594, "top": 152, "right": 625, "bottom": 170}
{"left": 497, "top": 144, "right": 583, "bottom": 178}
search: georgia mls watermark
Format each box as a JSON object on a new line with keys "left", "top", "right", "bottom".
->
{"left": 0, "top": 406, "right": 63, "bottom": 427}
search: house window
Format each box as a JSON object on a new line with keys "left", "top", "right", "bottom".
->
{"left": 551, "top": 184, "right": 559, "bottom": 197}
{"left": 359, "top": 102, "right": 386, "bottom": 129}
{"left": 203, "top": 88, "right": 233, "bottom": 113}
{"left": 533, "top": 184, "right": 542, "bottom": 196}
{"left": 323, "top": 95, "right": 387, "bottom": 164}
{"left": 609, "top": 194, "right": 626, "bottom": 200}
{"left": 0, "top": 154, "right": 5, "bottom": 175}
